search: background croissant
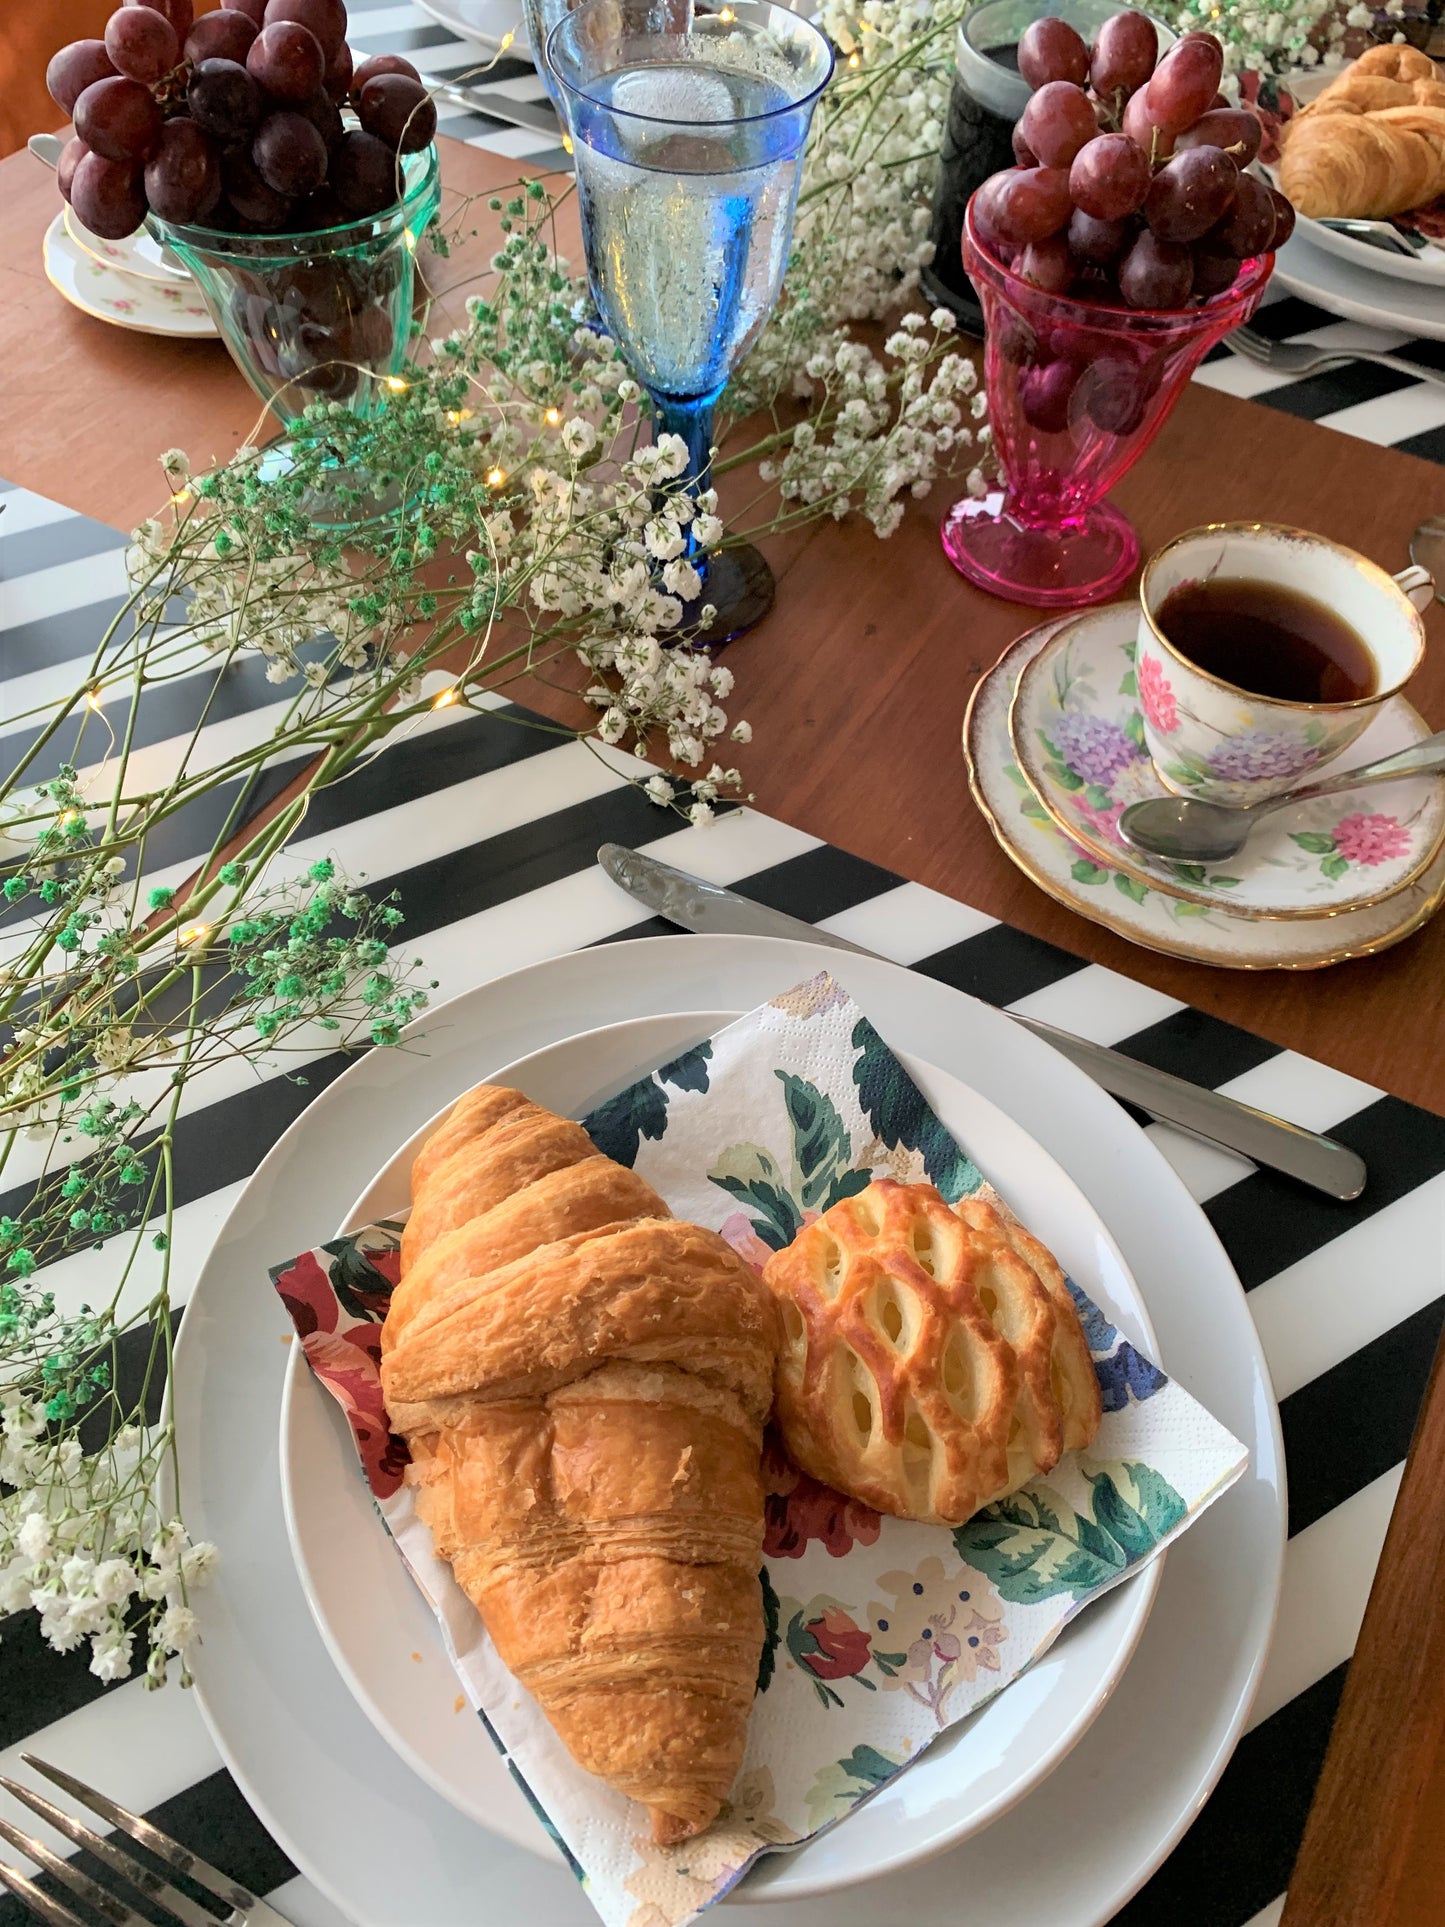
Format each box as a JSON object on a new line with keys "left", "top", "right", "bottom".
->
{"left": 1280, "top": 45, "right": 1445, "bottom": 218}
{"left": 380, "top": 1085, "right": 779, "bottom": 1845}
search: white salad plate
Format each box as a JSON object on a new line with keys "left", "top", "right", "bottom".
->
{"left": 277, "top": 1008, "right": 1164, "bottom": 1899}
{"left": 172, "top": 933, "right": 1285, "bottom": 1927}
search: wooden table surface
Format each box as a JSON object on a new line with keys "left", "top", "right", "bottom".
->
{"left": 4, "top": 135, "right": 1445, "bottom": 1925}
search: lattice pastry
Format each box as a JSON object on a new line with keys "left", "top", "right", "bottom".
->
{"left": 762, "top": 1178, "right": 1102, "bottom": 1527}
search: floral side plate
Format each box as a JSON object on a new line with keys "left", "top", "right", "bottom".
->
{"left": 966, "top": 621, "right": 1445, "bottom": 970}
{"left": 63, "top": 204, "right": 193, "bottom": 285}
{"left": 1008, "top": 602, "right": 1445, "bottom": 921}
{"left": 43, "top": 213, "right": 218, "bottom": 340}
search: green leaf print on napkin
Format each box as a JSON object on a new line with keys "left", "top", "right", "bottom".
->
{"left": 803, "top": 1744, "right": 905, "bottom": 1831}
{"left": 776, "top": 1071, "right": 872, "bottom": 1212}
{"left": 850, "top": 1017, "right": 982, "bottom": 1203}
{"left": 757, "top": 1567, "right": 781, "bottom": 1695}
{"left": 584, "top": 1075, "right": 670, "bottom": 1167}
{"left": 708, "top": 1143, "right": 805, "bottom": 1251}
{"left": 657, "top": 1040, "right": 712, "bottom": 1094}
{"left": 952, "top": 1461, "right": 1187, "bottom": 1604}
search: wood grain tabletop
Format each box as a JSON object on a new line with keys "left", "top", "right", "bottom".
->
{"left": 3, "top": 133, "right": 1443, "bottom": 1926}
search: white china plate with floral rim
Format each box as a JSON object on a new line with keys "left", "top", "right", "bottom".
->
{"left": 277, "top": 1010, "right": 1164, "bottom": 1899}
{"left": 170, "top": 934, "right": 1283, "bottom": 1927}
{"left": 43, "top": 213, "right": 217, "bottom": 339}
{"left": 969, "top": 620, "right": 1445, "bottom": 969}
{"left": 1008, "top": 602, "right": 1445, "bottom": 921}
{"left": 62, "top": 204, "right": 193, "bottom": 284}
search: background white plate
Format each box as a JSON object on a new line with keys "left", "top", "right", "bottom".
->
{"left": 413, "top": 0, "right": 532, "bottom": 52}
{"left": 279, "top": 1009, "right": 1163, "bottom": 1899}
{"left": 1274, "top": 222, "right": 1445, "bottom": 342}
{"left": 173, "top": 934, "right": 1284, "bottom": 1927}
{"left": 43, "top": 214, "right": 218, "bottom": 339}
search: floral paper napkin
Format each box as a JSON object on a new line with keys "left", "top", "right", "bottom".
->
{"left": 272, "top": 972, "right": 1247, "bottom": 1927}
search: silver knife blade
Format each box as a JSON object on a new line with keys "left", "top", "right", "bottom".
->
{"left": 598, "top": 842, "right": 1367, "bottom": 1202}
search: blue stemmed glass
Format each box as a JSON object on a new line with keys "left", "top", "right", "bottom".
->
{"left": 521, "top": 0, "right": 571, "bottom": 112}
{"left": 548, "top": 0, "right": 834, "bottom": 647}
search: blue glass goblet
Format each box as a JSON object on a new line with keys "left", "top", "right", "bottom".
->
{"left": 548, "top": 0, "right": 834, "bottom": 647}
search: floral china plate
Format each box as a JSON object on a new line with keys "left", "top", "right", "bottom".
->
{"left": 43, "top": 213, "right": 217, "bottom": 339}
{"left": 967, "top": 621, "right": 1445, "bottom": 970}
{"left": 1009, "top": 603, "right": 1445, "bottom": 921}
{"left": 63, "top": 204, "right": 192, "bottom": 284}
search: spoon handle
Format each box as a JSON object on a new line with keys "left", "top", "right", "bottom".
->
{"left": 1258, "top": 730, "right": 1445, "bottom": 815}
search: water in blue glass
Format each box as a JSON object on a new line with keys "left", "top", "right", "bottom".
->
{"left": 569, "top": 62, "right": 805, "bottom": 404}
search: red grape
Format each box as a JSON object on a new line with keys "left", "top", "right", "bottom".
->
{"left": 357, "top": 74, "right": 437, "bottom": 153}
{"left": 184, "top": 11, "right": 259, "bottom": 64}
{"left": 350, "top": 52, "right": 422, "bottom": 99}
{"left": 295, "top": 89, "right": 343, "bottom": 150}
{"left": 57, "top": 134, "right": 88, "bottom": 203}
{"left": 1118, "top": 230, "right": 1193, "bottom": 307}
{"left": 993, "top": 166, "right": 1073, "bottom": 243}
{"left": 105, "top": 6, "right": 179, "bottom": 84}
{"left": 189, "top": 58, "right": 263, "bottom": 140}
{"left": 330, "top": 128, "right": 399, "bottom": 215}
{"left": 1089, "top": 11, "right": 1157, "bottom": 102}
{"left": 1207, "top": 90, "right": 1229, "bottom": 109}
{"left": 1207, "top": 172, "right": 1276, "bottom": 256}
{"left": 1018, "top": 17, "right": 1088, "bottom": 89}
{"left": 75, "top": 76, "right": 162, "bottom": 163}
{"left": 1267, "top": 187, "right": 1296, "bottom": 248}
{"left": 1191, "top": 248, "right": 1242, "bottom": 298}
{"left": 1122, "top": 84, "right": 1173, "bottom": 160}
{"left": 1174, "top": 108, "right": 1263, "bottom": 166}
{"left": 222, "top": 0, "right": 269, "bottom": 24}
{"left": 1144, "top": 36, "right": 1224, "bottom": 135}
{"left": 1018, "top": 81, "right": 1099, "bottom": 170}
{"left": 248, "top": 21, "right": 326, "bottom": 102}
{"left": 144, "top": 117, "right": 222, "bottom": 223}
{"left": 47, "top": 40, "right": 117, "bottom": 116}
{"left": 253, "top": 110, "right": 328, "bottom": 194}
{"left": 324, "top": 39, "right": 354, "bottom": 101}
{"left": 1068, "top": 206, "right": 1132, "bottom": 263}
{"left": 1016, "top": 233, "right": 1075, "bottom": 294}
{"left": 69, "top": 149, "right": 147, "bottom": 239}
{"left": 264, "top": 0, "right": 347, "bottom": 59}
{"left": 1012, "top": 126, "right": 1038, "bottom": 167}
{"left": 124, "top": 0, "right": 192, "bottom": 37}
{"left": 1081, "top": 355, "right": 1151, "bottom": 434}
{"left": 1145, "top": 147, "right": 1238, "bottom": 243}
{"left": 288, "top": 185, "right": 345, "bottom": 231}
{"left": 1019, "top": 358, "right": 1079, "bottom": 434}
{"left": 971, "top": 173, "right": 1011, "bottom": 252}
{"left": 1070, "top": 133, "right": 1150, "bottom": 219}
{"left": 221, "top": 144, "right": 291, "bottom": 226}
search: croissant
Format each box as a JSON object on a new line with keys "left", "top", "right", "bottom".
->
{"left": 1281, "top": 47, "right": 1445, "bottom": 218}
{"left": 379, "top": 1084, "right": 779, "bottom": 1845}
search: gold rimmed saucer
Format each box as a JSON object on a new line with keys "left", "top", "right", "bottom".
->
{"left": 965, "top": 619, "right": 1445, "bottom": 970}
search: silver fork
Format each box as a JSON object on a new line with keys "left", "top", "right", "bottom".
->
{"left": 0, "top": 1757, "right": 291, "bottom": 1927}
{"left": 1225, "top": 322, "right": 1445, "bottom": 389}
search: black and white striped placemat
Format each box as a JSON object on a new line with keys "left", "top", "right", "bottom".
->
{"left": 335, "top": 0, "right": 1445, "bottom": 469}
{"left": 1, "top": 465, "right": 1442, "bottom": 1919}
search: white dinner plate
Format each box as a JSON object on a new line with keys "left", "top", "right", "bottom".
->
{"left": 1272, "top": 222, "right": 1445, "bottom": 342}
{"left": 412, "top": 0, "right": 533, "bottom": 53}
{"left": 173, "top": 933, "right": 1284, "bottom": 1927}
{"left": 278, "top": 1009, "right": 1163, "bottom": 1899}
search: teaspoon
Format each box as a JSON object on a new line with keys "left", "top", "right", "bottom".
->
{"left": 1118, "top": 731, "right": 1445, "bottom": 864}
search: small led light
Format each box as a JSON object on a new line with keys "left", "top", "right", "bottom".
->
{"left": 403, "top": 227, "right": 417, "bottom": 252}
{"left": 486, "top": 467, "right": 506, "bottom": 487}
{"left": 178, "top": 923, "right": 210, "bottom": 946}
{"left": 545, "top": 407, "right": 561, "bottom": 425}
{"left": 719, "top": 6, "right": 734, "bottom": 18}
{"left": 170, "top": 487, "right": 191, "bottom": 504}
{"left": 500, "top": 29, "right": 515, "bottom": 47}
{"left": 59, "top": 810, "right": 82, "bottom": 827}
{"left": 562, "top": 133, "right": 573, "bottom": 155}
{"left": 85, "top": 689, "right": 104, "bottom": 711}
{"left": 433, "top": 687, "right": 460, "bottom": 709}
{"left": 386, "top": 375, "right": 408, "bottom": 393}
{"left": 847, "top": 49, "right": 859, "bottom": 65}
{"left": 446, "top": 407, "right": 475, "bottom": 425}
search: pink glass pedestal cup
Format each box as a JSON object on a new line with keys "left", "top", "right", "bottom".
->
{"left": 942, "top": 201, "right": 1272, "bottom": 609}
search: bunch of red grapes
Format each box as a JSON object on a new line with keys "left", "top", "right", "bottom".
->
{"left": 974, "top": 12, "right": 1296, "bottom": 309}
{"left": 46, "top": 0, "right": 438, "bottom": 242}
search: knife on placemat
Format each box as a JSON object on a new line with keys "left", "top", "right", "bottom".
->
{"left": 597, "top": 843, "right": 1367, "bottom": 1203}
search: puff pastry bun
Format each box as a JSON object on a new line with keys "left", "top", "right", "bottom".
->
{"left": 380, "top": 1084, "right": 778, "bottom": 1844}
{"left": 1280, "top": 45, "right": 1445, "bottom": 219}
{"left": 762, "top": 1179, "right": 1101, "bottom": 1527}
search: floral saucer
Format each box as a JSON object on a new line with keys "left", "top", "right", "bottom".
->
{"left": 63, "top": 205, "right": 192, "bottom": 285}
{"left": 43, "top": 214, "right": 217, "bottom": 340}
{"left": 965, "top": 619, "right": 1445, "bottom": 970}
{"left": 1008, "top": 602, "right": 1445, "bottom": 921}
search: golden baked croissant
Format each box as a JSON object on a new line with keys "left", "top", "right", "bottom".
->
{"left": 1281, "top": 47, "right": 1445, "bottom": 217}
{"left": 380, "top": 1084, "right": 779, "bottom": 1845}
{"left": 762, "top": 1179, "right": 1101, "bottom": 1527}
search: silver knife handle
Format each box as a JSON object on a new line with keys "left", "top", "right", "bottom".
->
{"left": 1012, "top": 1015, "right": 1366, "bottom": 1201}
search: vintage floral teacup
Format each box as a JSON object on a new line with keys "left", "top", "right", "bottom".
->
{"left": 1137, "top": 524, "right": 1432, "bottom": 808}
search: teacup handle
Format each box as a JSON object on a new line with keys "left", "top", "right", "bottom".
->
{"left": 1394, "top": 563, "right": 1435, "bottom": 612}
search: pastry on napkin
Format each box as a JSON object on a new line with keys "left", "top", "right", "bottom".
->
{"left": 274, "top": 972, "right": 1248, "bottom": 1927}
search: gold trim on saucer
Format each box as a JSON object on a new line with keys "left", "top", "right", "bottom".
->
{"left": 1006, "top": 609, "right": 1445, "bottom": 922}
{"left": 965, "top": 625, "right": 1445, "bottom": 970}
{"left": 1138, "top": 521, "right": 1427, "bottom": 711}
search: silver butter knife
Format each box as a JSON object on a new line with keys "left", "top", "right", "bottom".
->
{"left": 598, "top": 843, "right": 1367, "bottom": 1202}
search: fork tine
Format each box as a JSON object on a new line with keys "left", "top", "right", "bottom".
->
{"left": 0, "top": 1853, "right": 90, "bottom": 1927}
{"left": 19, "top": 1758, "right": 257, "bottom": 1914}
{"left": 0, "top": 1780, "right": 214, "bottom": 1927}
{"left": 0, "top": 1813, "right": 148, "bottom": 1927}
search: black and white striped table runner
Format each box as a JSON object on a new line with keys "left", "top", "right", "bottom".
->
{"left": 3, "top": 471, "right": 1444, "bottom": 1927}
